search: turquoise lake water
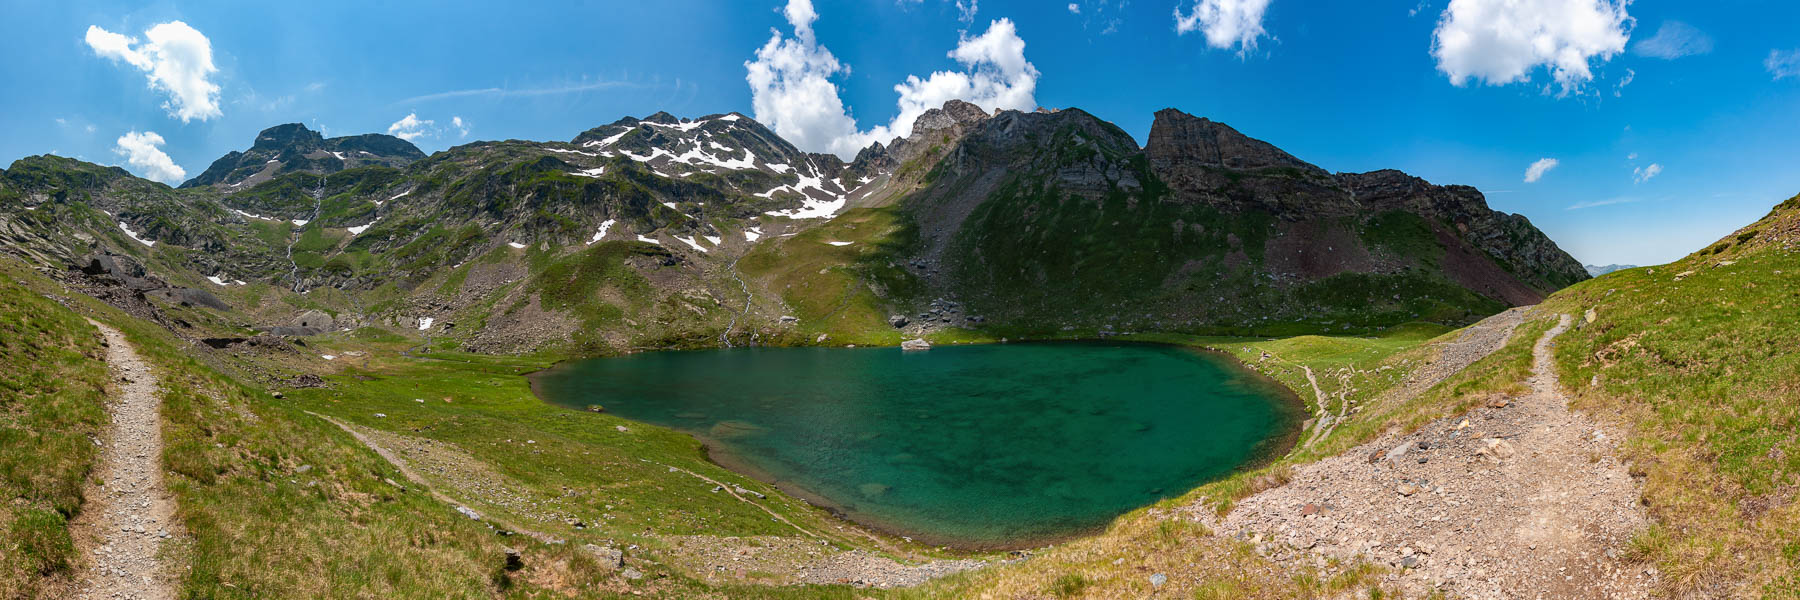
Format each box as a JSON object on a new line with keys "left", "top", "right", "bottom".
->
{"left": 530, "top": 342, "right": 1298, "bottom": 548}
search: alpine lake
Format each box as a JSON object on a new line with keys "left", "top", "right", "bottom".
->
{"left": 530, "top": 341, "right": 1301, "bottom": 549}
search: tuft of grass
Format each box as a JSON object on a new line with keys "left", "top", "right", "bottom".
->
{"left": 1048, "top": 573, "right": 1091, "bottom": 598}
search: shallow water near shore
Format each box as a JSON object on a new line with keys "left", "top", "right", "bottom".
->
{"left": 532, "top": 342, "right": 1299, "bottom": 548}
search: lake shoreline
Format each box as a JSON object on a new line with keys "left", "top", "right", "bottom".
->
{"left": 526, "top": 338, "right": 1308, "bottom": 552}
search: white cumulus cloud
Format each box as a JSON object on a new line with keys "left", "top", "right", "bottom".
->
{"left": 113, "top": 131, "right": 186, "bottom": 184}
{"left": 85, "top": 21, "right": 221, "bottom": 122}
{"left": 1430, "top": 0, "right": 1632, "bottom": 96}
{"left": 1768, "top": 49, "right": 1800, "bottom": 80}
{"left": 1633, "top": 163, "right": 1662, "bottom": 183}
{"left": 745, "top": 0, "right": 1039, "bottom": 159}
{"left": 1632, "top": 20, "right": 1712, "bottom": 59}
{"left": 1067, "top": 3, "right": 1080, "bottom": 14}
{"left": 452, "top": 116, "right": 470, "bottom": 138}
{"left": 387, "top": 113, "right": 434, "bottom": 141}
{"left": 1523, "top": 157, "right": 1559, "bottom": 183}
{"left": 1174, "top": 0, "right": 1273, "bottom": 55}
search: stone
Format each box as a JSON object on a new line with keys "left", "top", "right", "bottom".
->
{"left": 889, "top": 314, "right": 909, "bottom": 328}
{"left": 1300, "top": 503, "right": 1319, "bottom": 516}
{"left": 1481, "top": 438, "right": 1515, "bottom": 458}
{"left": 504, "top": 549, "right": 524, "bottom": 571}
{"left": 582, "top": 544, "right": 624, "bottom": 570}
{"left": 1149, "top": 573, "right": 1167, "bottom": 587}
{"left": 621, "top": 567, "right": 644, "bottom": 580}
{"left": 294, "top": 310, "right": 335, "bottom": 330}
{"left": 901, "top": 338, "right": 931, "bottom": 351}
{"left": 456, "top": 506, "right": 482, "bottom": 520}
{"left": 1396, "top": 483, "right": 1420, "bottom": 496}
{"left": 779, "top": 315, "right": 799, "bottom": 324}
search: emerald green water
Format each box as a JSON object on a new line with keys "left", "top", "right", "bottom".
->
{"left": 531, "top": 342, "right": 1298, "bottom": 548}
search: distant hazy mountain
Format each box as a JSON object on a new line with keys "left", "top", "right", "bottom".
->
{"left": 1585, "top": 264, "right": 1638, "bottom": 277}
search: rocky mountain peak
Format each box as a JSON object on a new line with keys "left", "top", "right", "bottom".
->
{"left": 1146, "top": 108, "right": 1325, "bottom": 175}
{"left": 182, "top": 124, "right": 424, "bottom": 189}
{"left": 250, "top": 124, "right": 327, "bottom": 152}
{"left": 913, "top": 100, "right": 990, "bottom": 137}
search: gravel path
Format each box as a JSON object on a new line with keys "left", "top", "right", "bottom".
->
{"left": 1208, "top": 313, "right": 1657, "bottom": 599}
{"left": 72, "top": 321, "right": 178, "bottom": 600}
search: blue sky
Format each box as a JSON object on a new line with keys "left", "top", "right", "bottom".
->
{"left": 5, "top": 0, "right": 1799, "bottom": 266}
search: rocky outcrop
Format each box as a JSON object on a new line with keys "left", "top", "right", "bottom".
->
{"left": 1146, "top": 109, "right": 1326, "bottom": 175}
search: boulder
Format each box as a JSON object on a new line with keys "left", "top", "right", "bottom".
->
{"left": 901, "top": 338, "right": 931, "bottom": 351}
{"left": 582, "top": 544, "right": 624, "bottom": 570}
{"left": 889, "top": 314, "right": 909, "bottom": 328}
{"left": 294, "top": 310, "right": 335, "bottom": 330}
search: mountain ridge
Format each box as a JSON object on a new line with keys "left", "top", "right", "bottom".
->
{"left": 179, "top": 123, "right": 426, "bottom": 189}
{"left": 3, "top": 101, "right": 1586, "bottom": 354}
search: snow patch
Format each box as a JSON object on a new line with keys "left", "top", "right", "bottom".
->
{"left": 118, "top": 222, "right": 155, "bottom": 247}
{"left": 546, "top": 147, "right": 597, "bottom": 157}
{"left": 586, "top": 127, "right": 634, "bottom": 148}
{"left": 588, "top": 219, "right": 616, "bottom": 245}
{"left": 636, "top": 234, "right": 660, "bottom": 245}
{"left": 674, "top": 235, "right": 708, "bottom": 253}
{"left": 826, "top": 241, "right": 854, "bottom": 247}
{"left": 321, "top": 355, "right": 336, "bottom": 360}
{"left": 418, "top": 317, "right": 434, "bottom": 331}
{"left": 702, "top": 235, "right": 721, "bottom": 246}
{"left": 744, "top": 227, "right": 763, "bottom": 242}
{"left": 346, "top": 224, "right": 371, "bottom": 235}
{"left": 508, "top": 242, "right": 527, "bottom": 249}
{"left": 645, "top": 119, "right": 707, "bottom": 132}
{"left": 571, "top": 167, "right": 606, "bottom": 178}
{"left": 291, "top": 219, "right": 309, "bottom": 227}
{"left": 206, "top": 275, "right": 227, "bottom": 286}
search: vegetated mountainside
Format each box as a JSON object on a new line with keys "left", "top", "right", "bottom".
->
{"left": 180, "top": 123, "right": 426, "bottom": 189}
{"left": 1539, "top": 194, "right": 1800, "bottom": 597}
{"left": 753, "top": 101, "right": 1587, "bottom": 340}
{"left": 0, "top": 115, "right": 892, "bottom": 355}
{"left": 1, "top": 101, "right": 1584, "bottom": 358}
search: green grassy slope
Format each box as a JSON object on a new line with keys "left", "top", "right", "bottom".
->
{"left": 1538, "top": 195, "right": 1800, "bottom": 597}
{"left": 0, "top": 273, "right": 109, "bottom": 598}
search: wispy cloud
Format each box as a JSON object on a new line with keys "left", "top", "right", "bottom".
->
{"left": 1567, "top": 196, "right": 1640, "bottom": 210}
{"left": 1523, "top": 157, "right": 1559, "bottom": 183}
{"left": 1633, "top": 163, "right": 1662, "bottom": 183}
{"left": 394, "top": 79, "right": 639, "bottom": 105}
{"left": 1769, "top": 49, "right": 1800, "bottom": 80}
{"left": 1632, "top": 21, "right": 1713, "bottom": 59}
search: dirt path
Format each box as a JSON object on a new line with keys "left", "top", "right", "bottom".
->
{"left": 1206, "top": 313, "right": 1656, "bottom": 599}
{"left": 306, "top": 412, "right": 563, "bottom": 545}
{"left": 71, "top": 320, "right": 178, "bottom": 600}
